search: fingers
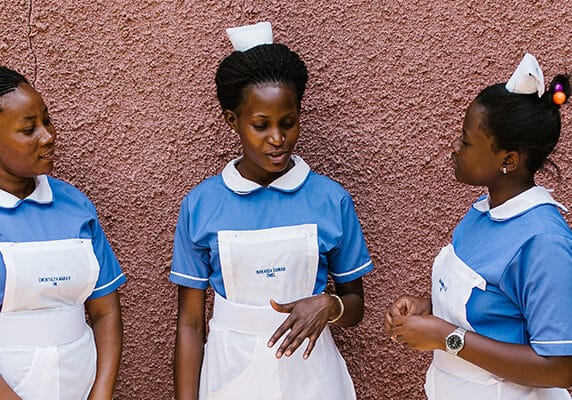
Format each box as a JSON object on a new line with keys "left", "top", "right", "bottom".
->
{"left": 269, "top": 298, "right": 295, "bottom": 314}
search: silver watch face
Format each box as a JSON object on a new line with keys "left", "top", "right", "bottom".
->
{"left": 446, "top": 333, "right": 463, "bottom": 350}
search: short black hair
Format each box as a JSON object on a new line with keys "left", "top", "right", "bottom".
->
{"left": 0, "top": 66, "right": 28, "bottom": 98}
{"left": 475, "top": 74, "right": 570, "bottom": 174}
{"left": 215, "top": 43, "right": 308, "bottom": 113}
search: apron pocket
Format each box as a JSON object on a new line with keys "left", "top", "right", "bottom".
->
{"left": 201, "top": 322, "right": 257, "bottom": 396}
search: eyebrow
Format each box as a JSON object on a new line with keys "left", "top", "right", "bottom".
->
{"left": 21, "top": 106, "right": 49, "bottom": 121}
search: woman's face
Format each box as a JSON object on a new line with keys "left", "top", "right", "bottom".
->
{"left": 226, "top": 83, "right": 300, "bottom": 187}
{"left": 0, "top": 83, "right": 57, "bottom": 182}
{"left": 451, "top": 101, "right": 505, "bottom": 187}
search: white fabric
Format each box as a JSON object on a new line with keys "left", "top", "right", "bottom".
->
{"left": 0, "top": 238, "right": 100, "bottom": 400}
{"left": 426, "top": 350, "right": 570, "bottom": 399}
{"left": 431, "top": 244, "right": 486, "bottom": 330}
{"left": 200, "top": 223, "right": 355, "bottom": 399}
{"left": 226, "top": 21, "right": 273, "bottom": 52}
{"left": 200, "top": 294, "right": 355, "bottom": 400}
{"left": 0, "top": 175, "right": 52, "bottom": 208}
{"left": 221, "top": 155, "right": 310, "bottom": 195}
{"left": 0, "top": 305, "right": 85, "bottom": 347}
{"left": 428, "top": 243, "right": 571, "bottom": 399}
{"left": 0, "top": 239, "right": 100, "bottom": 312}
{"left": 472, "top": 186, "right": 567, "bottom": 221}
{"left": 218, "top": 224, "right": 318, "bottom": 305}
{"left": 505, "top": 53, "right": 545, "bottom": 97}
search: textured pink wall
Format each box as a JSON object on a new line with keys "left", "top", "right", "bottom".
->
{"left": 2, "top": 1, "right": 572, "bottom": 399}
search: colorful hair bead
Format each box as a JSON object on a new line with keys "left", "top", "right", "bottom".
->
{"left": 553, "top": 91, "right": 566, "bottom": 105}
{"left": 554, "top": 83, "right": 564, "bottom": 92}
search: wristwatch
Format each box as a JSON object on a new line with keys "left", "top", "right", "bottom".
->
{"left": 445, "top": 327, "right": 467, "bottom": 355}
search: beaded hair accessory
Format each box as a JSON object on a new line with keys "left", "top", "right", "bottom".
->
{"left": 505, "top": 53, "right": 545, "bottom": 97}
{"left": 226, "top": 21, "right": 273, "bottom": 52}
{"left": 551, "top": 81, "right": 567, "bottom": 105}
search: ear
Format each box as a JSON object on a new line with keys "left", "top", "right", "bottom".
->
{"left": 223, "top": 110, "right": 238, "bottom": 132}
{"left": 501, "top": 150, "right": 521, "bottom": 173}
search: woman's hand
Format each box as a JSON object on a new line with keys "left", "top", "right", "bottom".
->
{"left": 267, "top": 278, "right": 365, "bottom": 360}
{"left": 384, "top": 295, "right": 431, "bottom": 339}
{"left": 267, "top": 294, "right": 334, "bottom": 360}
{"left": 390, "top": 314, "right": 453, "bottom": 351}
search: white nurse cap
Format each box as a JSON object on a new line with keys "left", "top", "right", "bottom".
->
{"left": 225, "top": 21, "right": 273, "bottom": 52}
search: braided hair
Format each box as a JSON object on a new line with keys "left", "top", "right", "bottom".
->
{"left": 475, "top": 74, "right": 570, "bottom": 174}
{"left": 0, "top": 66, "right": 28, "bottom": 100}
{"left": 215, "top": 43, "right": 308, "bottom": 113}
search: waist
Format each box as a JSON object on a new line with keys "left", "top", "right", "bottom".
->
{"left": 0, "top": 305, "right": 88, "bottom": 347}
{"left": 212, "top": 293, "right": 289, "bottom": 335}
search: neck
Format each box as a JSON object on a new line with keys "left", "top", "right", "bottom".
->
{"left": 488, "top": 177, "right": 534, "bottom": 208}
{"left": 0, "top": 177, "right": 36, "bottom": 200}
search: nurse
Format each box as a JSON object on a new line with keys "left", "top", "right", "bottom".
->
{"left": 170, "top": 22, "right": 374, "bottom": 400}
{"left": 385, "top": 54, "right": 572, "bottom": 399}
{"left": 0, "top": 66, "right": 126, "bottom": 399}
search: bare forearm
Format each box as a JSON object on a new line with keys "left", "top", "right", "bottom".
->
{"left": 88, "top": 312, "right": 122, "bottom": 399}
{"left": 86, "top": 292, "right": 123, "bottom": 400}
{"left": 331, "top": 278, "right": 365, "bottom": 327}
{"left": 0, "top": 376, "right": 21, "bottom": 399}
{"left": 460, "top": 331, "right": 572, "bottom": 388}
{"left": 174, "top": 326, "right": 204, "bottom": 400}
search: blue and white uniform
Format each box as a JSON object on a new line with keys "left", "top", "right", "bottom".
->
{"left": 0, "top": 175, "right": 126, "bottom": 400}
{"left": 428, "top": 186, "right": 572, "bottom": 399}
{"left": 170, "top": 156, "right": 373, "bottom": 400}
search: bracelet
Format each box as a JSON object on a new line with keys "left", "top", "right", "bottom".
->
{"left": 327, "top": 294, "right": 345, "bottom": 324}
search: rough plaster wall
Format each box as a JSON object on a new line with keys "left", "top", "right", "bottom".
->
{"left": 1, "top": 0, "right": 572, "bottom": 399}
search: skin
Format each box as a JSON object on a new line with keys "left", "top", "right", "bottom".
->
{"left": 385, "top": 101, "right": 572, "bottom": 388}
{"left": 0, "top": 83, "right": 122, "bottom": 399}
{"left": 0, "top": 83, "right": 56, "bottom": 199}
{"left": 174, "top": 83, "right": 366, "bottom": 399}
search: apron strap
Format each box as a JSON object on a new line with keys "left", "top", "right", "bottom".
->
{"left": 212, "top": 293, "right": 288, "bottom": 335}
{"left": 0, "top": 305, "right": 87, "bottom": 347}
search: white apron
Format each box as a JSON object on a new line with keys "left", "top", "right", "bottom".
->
{"left": 0, "top": 239, "right": 100, "bottom": 400}
{"left": 199, "top": 224, "right": 356, "bottom": 400}
{"left": 427, "top": 244, "right": 570, "bottom": 400}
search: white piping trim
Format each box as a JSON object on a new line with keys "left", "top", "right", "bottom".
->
{"left": 331, "top": 260, "right": 372, "bottom": 278}
{"left": 531, "top": 339, "right": 572, "bottom": 345}
{"left": 92, "top": 273, "right": 125, "bottom": 292}
{"left": 170, "top": 271, "right": 209, "bottom": 282}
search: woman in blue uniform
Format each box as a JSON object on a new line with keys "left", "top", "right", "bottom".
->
{"left": 0, "top": 66, "right": 126, "bottom": 399}
{"left": 385, "top": 54, "right": 572, "bottom": 399}
{"left": 170, "top": 22, "right": 373, "bottom": 399}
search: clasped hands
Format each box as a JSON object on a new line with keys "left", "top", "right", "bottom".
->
{"left": 384, "top": 295, "right": 449, "bottom": 351}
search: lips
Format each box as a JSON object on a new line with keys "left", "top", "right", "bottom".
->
{"left": 40, "top": 150, "right": 55, "bottom": 160}
{"left": 267, "top": 152, "right": 289, "bottom": 164}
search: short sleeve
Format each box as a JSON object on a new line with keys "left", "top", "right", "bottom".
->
{"left": 169, "top": 197, "right": 211, "bottom": 289}
{"left": 503, "top": 234, "right": 572, "bottom": 356}
{"left": 327, "top": 193, "right": 373, "bottom": 284}
{"left": 86, "top": 202, "right": 126, "bottom": 300}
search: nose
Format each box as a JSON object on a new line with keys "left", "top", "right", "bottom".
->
{"left": 39, "top": 124, "right": 57, "bottom": 145}
{"left": 268, "top": 127, "right": 285, "bottom": 146}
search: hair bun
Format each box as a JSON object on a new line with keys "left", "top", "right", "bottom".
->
{"left": 549, "top": 74, "right": 570, "bottom": 106}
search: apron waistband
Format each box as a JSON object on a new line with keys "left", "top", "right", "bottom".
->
{"left": 432, "top": 350, "right": 501, "bottom": 385}
{"left": 0, "top": 305, "right": 87, "bottom": 347}
{"left": 212, "top": 293, "right": 289, "bottom": 335}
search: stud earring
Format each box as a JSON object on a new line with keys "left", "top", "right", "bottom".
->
{"left": 502, "top": 167, "right": 507, "bottom": 174}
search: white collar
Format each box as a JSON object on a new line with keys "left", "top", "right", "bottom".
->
{"left": 0, "top": 175, "right": 53, "bottom": 208}
{"left": 472, "top": 186, "right": 567, "bottom": 221}
{"left": 221, "top": 155, "right": 311, "bottom": 195}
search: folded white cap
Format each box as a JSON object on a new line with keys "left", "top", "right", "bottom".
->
{"left": 226, "top": 22, "right": 273, "bottom": 52}
{"left": 505, "top": 53, "right": 545, "bottom": 97}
